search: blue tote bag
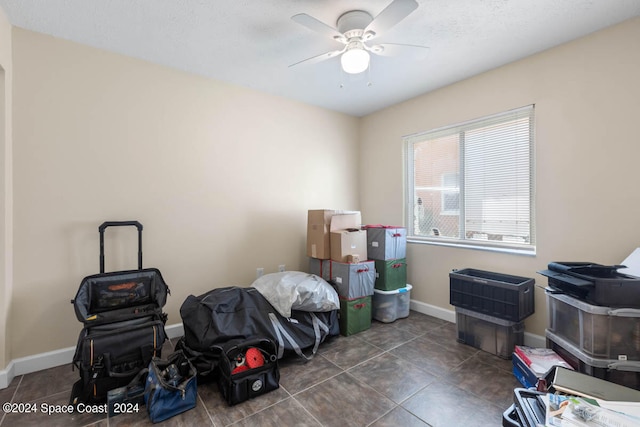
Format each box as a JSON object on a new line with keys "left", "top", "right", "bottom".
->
{"left": 144, "top": 350, "right": 197, "bottom": 423}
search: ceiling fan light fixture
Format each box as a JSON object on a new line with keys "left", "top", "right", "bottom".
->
{"left": 341, "top": 45, "right": 370, "bottom": 74}
{"left": 290, "top": 0, "right": 422, "bottom": 74}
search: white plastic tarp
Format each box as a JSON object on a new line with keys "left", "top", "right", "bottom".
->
{"left": 251, "top": 271, "right": 339, "bottom": 318}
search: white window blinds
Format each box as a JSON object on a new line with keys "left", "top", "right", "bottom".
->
{"left": 406, "top": 105, "right": 535, "bottom": 251}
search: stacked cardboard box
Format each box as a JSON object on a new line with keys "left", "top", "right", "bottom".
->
{"left": 365, "top": 226, "right": 410, "bottom": 323}
{"left": 306, "top": 209, "right": 374, "bottom": 336}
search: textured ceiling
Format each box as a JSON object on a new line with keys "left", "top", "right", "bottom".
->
{"left": 1, "top": 0, "right": 639, "bottom": 117}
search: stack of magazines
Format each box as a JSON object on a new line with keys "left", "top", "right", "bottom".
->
{"left": 512, "top": 345, "right": 573, "bottom": 388}
{"left": 544, "top": 393, "right": 640, "bottom": 426}
{"left": 510, "top": 367, "right": 640, "bottom": 427}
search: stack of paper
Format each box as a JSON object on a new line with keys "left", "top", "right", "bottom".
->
{"left": 544, "top": 394, "right": 640, "bottom": 427}
{"left": 515, "top": 345, "right": 574, "bottom": 376}
{"left": 512, "top": 345, "right": 573, "bottom": 388}
{"left": 542, "top": 367, "right": 640, "bottom": 427}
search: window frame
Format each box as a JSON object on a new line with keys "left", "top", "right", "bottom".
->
{"left": 404, "top": 105, "right": 536, "bottom": 255}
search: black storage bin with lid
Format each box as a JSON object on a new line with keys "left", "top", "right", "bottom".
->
{"left": 449, "top": 268, "right": 535, "bottom": 322}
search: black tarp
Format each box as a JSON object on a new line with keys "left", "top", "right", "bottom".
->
{"left": 179, "top": 286, "right": 339, "bottom": 363}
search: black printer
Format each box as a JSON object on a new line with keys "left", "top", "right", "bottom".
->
{"left": 538, "top": 262, "right": 640, "bottom": 308}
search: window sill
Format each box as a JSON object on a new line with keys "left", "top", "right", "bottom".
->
{"left": 407, "top": 237, "right": 536, "bottom": 256}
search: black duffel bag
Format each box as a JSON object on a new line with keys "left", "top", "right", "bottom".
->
{"left": 179, "top": 286, "right": 339, "bottom": 373}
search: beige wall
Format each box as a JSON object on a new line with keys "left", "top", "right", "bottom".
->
{"left": 0, "top": 7, "right": 12, "bottom": 370}
{"left": 10, "top": 28, "right": 360, "bottom": 359}
{"left": 360, "top": 17, "right": 640, "bottom": 337}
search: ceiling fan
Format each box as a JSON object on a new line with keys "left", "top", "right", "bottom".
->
{"left": 290, "top": 0, "right": 427, "bottom": 75}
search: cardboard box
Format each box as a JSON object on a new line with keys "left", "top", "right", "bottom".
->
{"left": 329, "top": 213, "right": 365, "bottom": 262}
{"left": 307, "top": 210, "right": 335, "bottom": 259}
{"left": 330, "top": 260, "right": 375, "bottom": 299}
{"left": 366, "top": 226, "right": 407, "bottom": 260}
{"left": 512, "top": 353, "right": 538, "bottom": 388}
{"left": 306, "top": 210, "right": 360, "bottom": 259}
{"left": 330, "top": 229, "right": 367, "bottom": 263}
{"left": 347, "top": 254, "right": 360, "bottom": 264}
{"left": 330, "top": 213, "right": 362, "bottom": 232}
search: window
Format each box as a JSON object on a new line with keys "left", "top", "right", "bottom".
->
{"left": 406, "top": 105, "right": 535, "bottom": 252}
{"left": 441, "top": 173, "right": 459, "bottom": 215}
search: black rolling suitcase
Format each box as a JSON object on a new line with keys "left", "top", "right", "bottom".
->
{"left": 70, "top": 221, "right": 170, "bottom": 405}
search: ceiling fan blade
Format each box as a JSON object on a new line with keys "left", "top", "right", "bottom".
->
{"left": 289, "top": 47, "right": 346, "bottom": 68}
{"left": 291, "top": 13, "right": 347, "bottom": 43}
{"left": 367, "top": 43, "right": 429, "bottom": 57}
{"left": 364, "top": 0, "right": 419, "bottom": 40}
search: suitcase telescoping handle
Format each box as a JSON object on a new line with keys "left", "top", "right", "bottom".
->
{"left": 99, "top": 221, "right": 143, "bottom": 273}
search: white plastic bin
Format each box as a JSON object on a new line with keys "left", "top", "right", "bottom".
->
{"left": 372, "top": 284, "right": 412, "bottom": 323}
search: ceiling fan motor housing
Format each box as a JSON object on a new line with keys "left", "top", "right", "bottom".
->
{"left": 337, "top": 10, "right": 373, "bottom": 34}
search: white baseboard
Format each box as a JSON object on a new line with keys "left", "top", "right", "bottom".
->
{"left": 0, "top": 361, "right": 13, "bottom": 389}
{"left": 0, "top": 323, "right": 185, "bottom": 390}
{"left": 167, "top": 323, "right": 184, "bottom": 340}
{"left": 524, "top": 331, "right": 546, "bottom": 348}
{"left": 410, "top": 299, "right": 457, "bottom": 323}
{"left": 409, "top": 299, "right": 545, "bottom": 349}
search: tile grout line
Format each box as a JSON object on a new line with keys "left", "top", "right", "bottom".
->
{"left": 359, "top": 322, "right": 479, "bottom": 425}
{"left": 196, "top": 391, "right": 218, "bottom": 427}
{"left": 235, "top": 385, "right": 297, "bottom": 425}
{"left": 290, "top": 394, "right": 325, "bottom": 427}
{"left": 0, "top": 375, "right": 24, "bottom": 427}
{"left": 341, "top": 339, "right": 436, "bottom": 411}
{"left": 444, "top": 352, "right": 519, "bottom": 411}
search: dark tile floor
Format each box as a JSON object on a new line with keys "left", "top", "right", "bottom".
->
{"left": 0, "top": 311, "right": 520, "bottom": 426}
